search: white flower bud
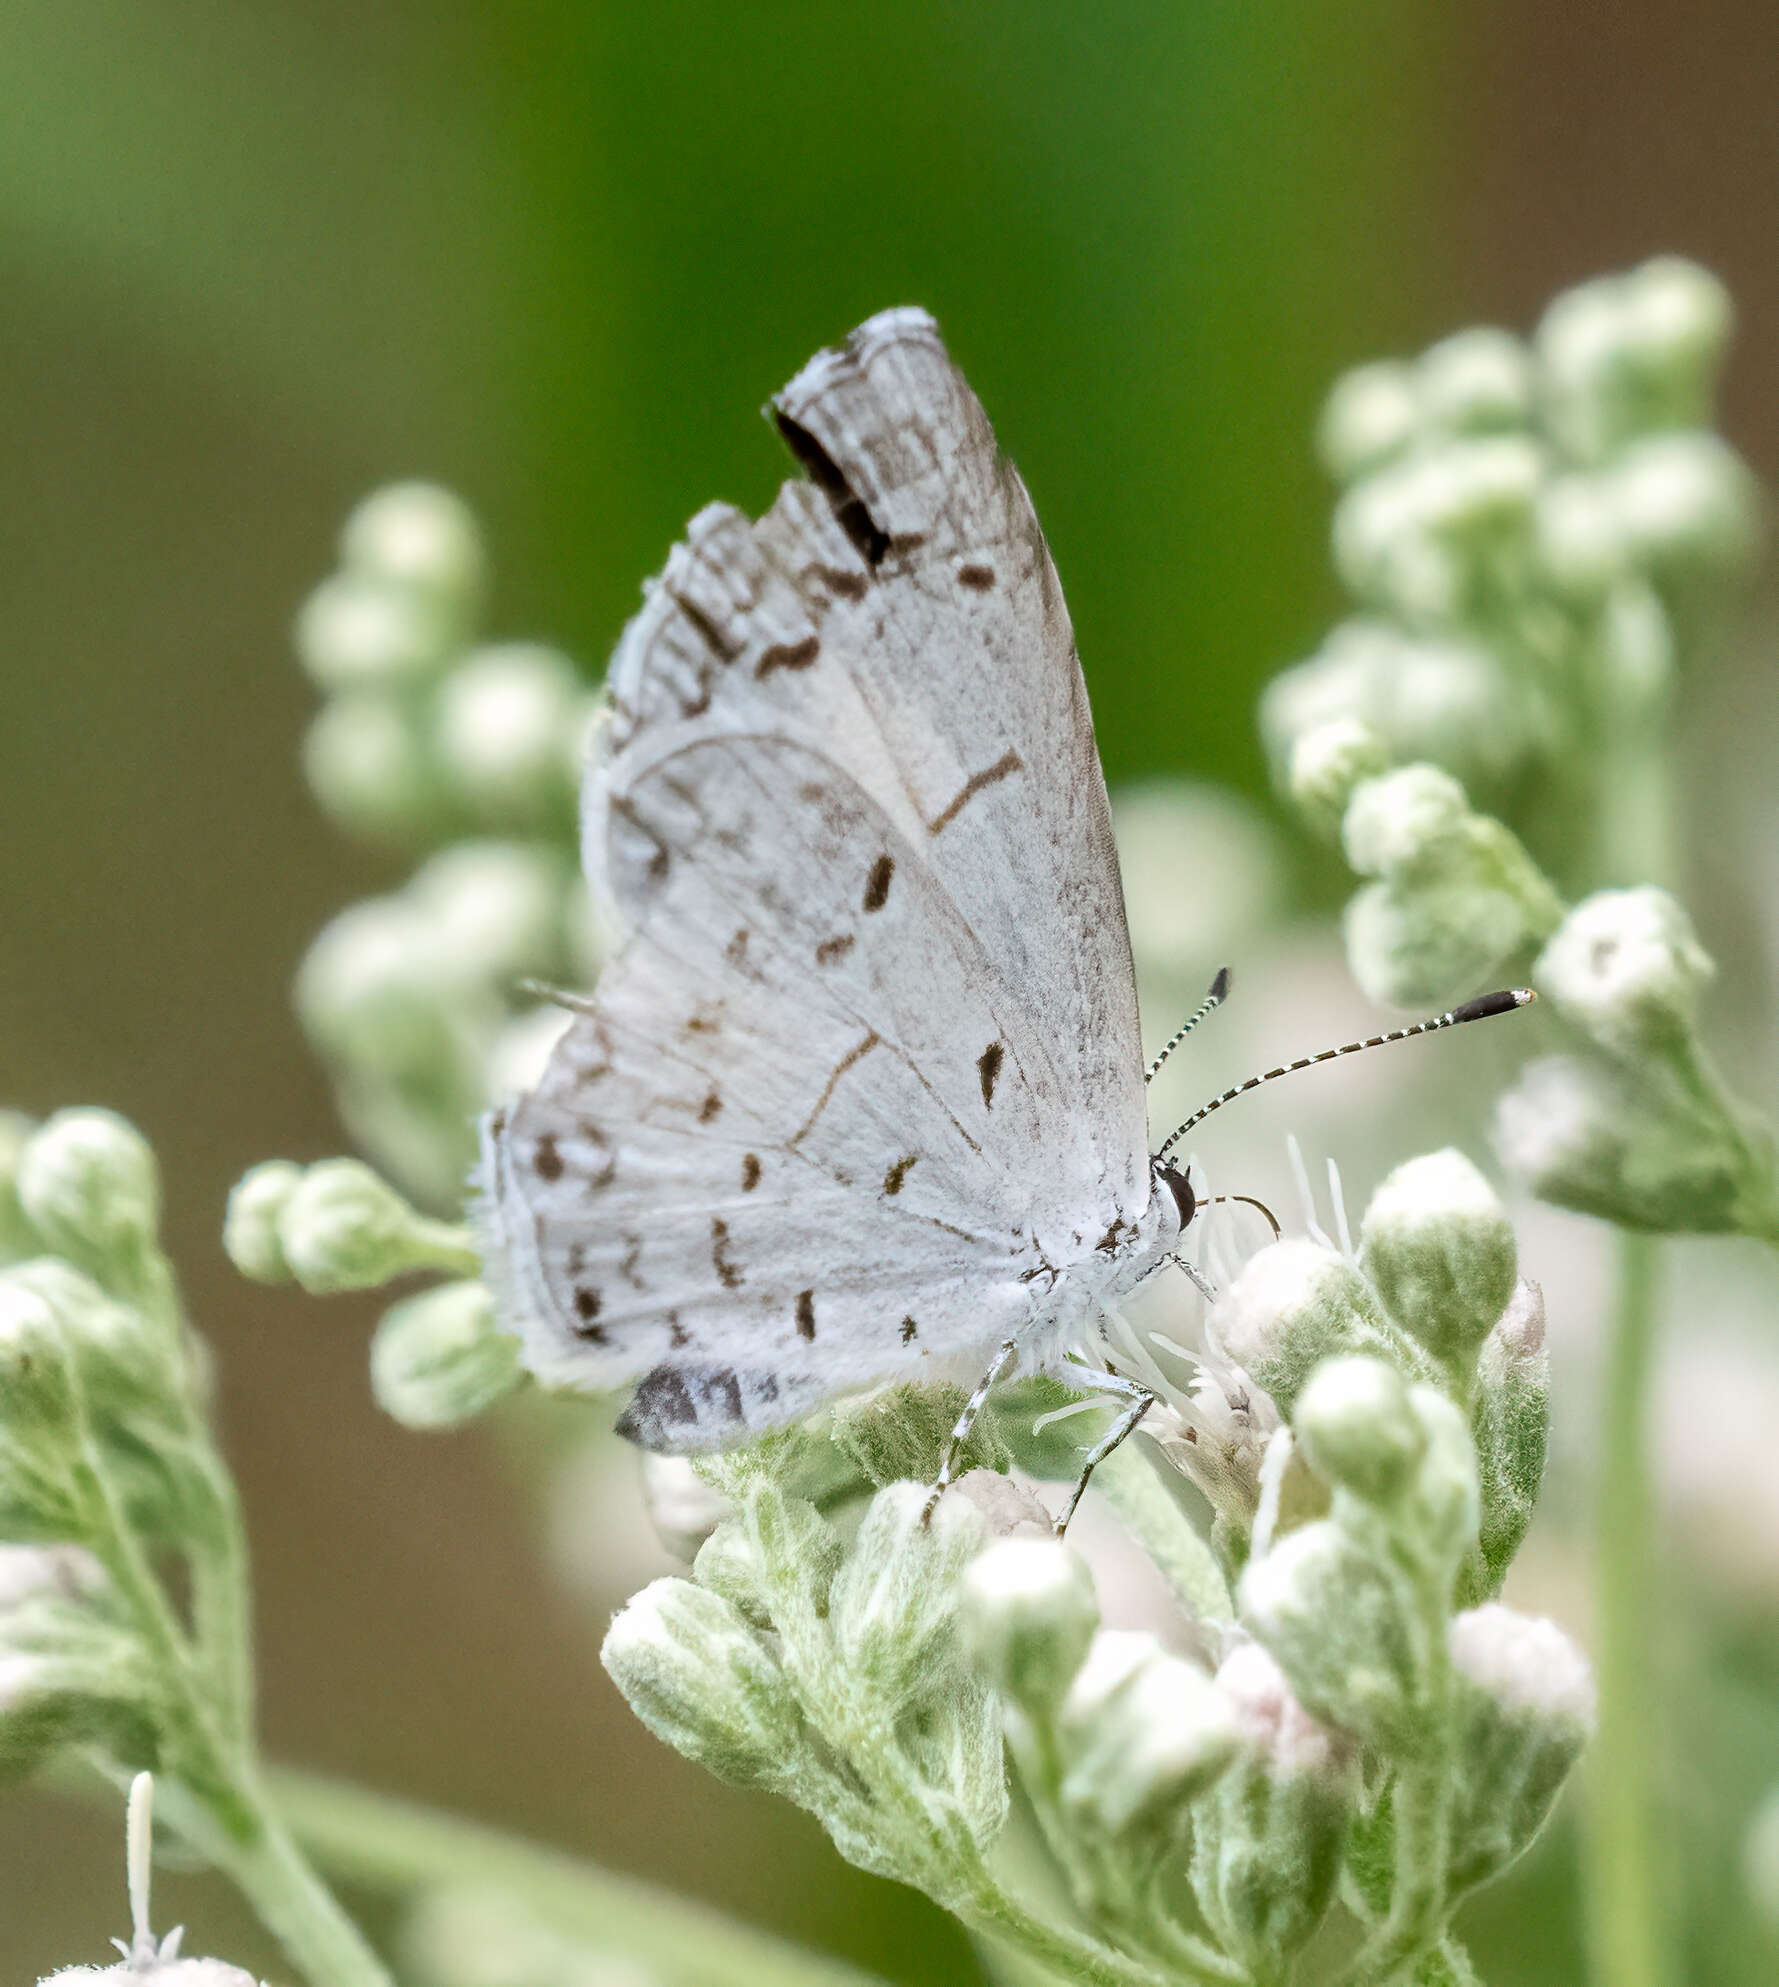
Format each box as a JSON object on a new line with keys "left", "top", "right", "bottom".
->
{"left": 339, "top": 482, "right": 486, "bottom": 612}
{"left": 1294, "top": 1357, "right": 1427, "bottom": 1506}
{"left": 433, "top": 644, "right": 591, "bottom": 829}
{"left": 960, "top": 1537, "right": 1098, "bottom": 1713}
{"left": 407, "top": 841, "right": 573, "bottom": 988}
{"left": 1287, "top": 719, "right": 1391, "bottom": 840}
{"left": 1211, "top": 1239, "right": 1412, "bottom": 1415}
{"left": 296, "top": 897, "right": 478, "bottom": 1083}
{"left": 371, "top": 1281, "right": 520, "bottom": 1429}
{"left": 1318, "top": 361, "right": 1419, "bottom": 482}
{"left": 277, "top": 1159, "right": 467, "bottom": 1296}
{"left": 602, "top": 1576, "right": 808, "bottom": 1792}
{"left": 639, "top": 1454, "right": 728, "bottom": 1564}
{"left": 222, "top": 1162, "right": 303, "bottom": 1284}
{"left": 302, "top": 693, "right": 444, "bottom": 848}
{"left": 1057, "top": 1631, "right": 1239, "bottom": 1837}
{"left": 1535, "top": 472, "right": 1630, "bottom": 600}
{"left": 1215, "top": 1638, "right": 1352, "bottom": 1783}
{"left": 17, "top": 1110, "right": 160, "bottom": 1284}
{"left": 1605, "top": 431, "right": 1759, "bottom": 577}
{"left": 829, "top": 1482, "right": 986, "bottom": 1701}
{"left": 1536, "top": 887, "right": 1711, "bottom": 1061}
{"left": 1446, "top": 1604, "right": 1593, "bottom": 1896}
{"left": 294, "top": 571, "right": 454, "bottom": 692}
{"left": 1538, "top": 257, "right": 1732, "bottom": 462}
{"left": 1342, "top": 764, "right": 1469, "bottom": 878}
{"left": 1416, "top": 328, "right": 1533, "bottom": 436}
{"left": 1359, "top": 1149, "right": 1518, "bottom": 1368}
{"left": 0, "top": 1279, "right": 86, "bottom": 1544}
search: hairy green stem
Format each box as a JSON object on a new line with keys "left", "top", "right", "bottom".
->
{"left": 1094, "top": 1442, "right": 1234, "bottom": 1623}
{"left": 209, "top": 1801, "right": 398, "bottom": 1987}
{"left": 1582, "top": 1228, "right": 1666, "bottom": 1987}
{"left": 269, "top": 1765, "right": 892, "bottom": 1987}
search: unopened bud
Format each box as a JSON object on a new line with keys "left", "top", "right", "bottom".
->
{"left": 1446, "top": 1604, "right": 1593, "bottom": 1896}
{"left": 602, "top": 1576, "right": 807, "bottom": 1793}
{"left": 277, "top": 1159, "right": 474, "bottom": 1296}
{"left": 1058, "top": 1631, "right": 1239, "bottom": 1837}
{"left": 1416, "top": 328, "right": 1533, "bottom": 436}
{"left": 302, "top": 693, "right": 445, "bottom": 849}
{"left": 407, "top": 841, "right": 573, "bottom": 989}
{"left": 433, "top": 645, "right": 591, "bottom": 830}
{"left": 960, "top": 1538, "right": 1098, "bottom": 1713}
{"left": 222, "top": 1162, "right": 303, "bottom": 1284}
{"left": 1288, "top": 719, "right": 1391, "bottom": 840}
{"left": 295, "top": 571, "right": 454, "bottom": 693}
{"left": 0, "top": 1111, "right": 39, "bottom": 1264}
{"left": 1536, "top": 887, "right": 1711, "bottom": 1061}
{"left": 1359, "top": 1150, "right": 1518, "bottom": 1369}
{"left": 1318, "top": 361, "right": 1419, "bottom": 483}
{"left": 370, "top": 1281, "right": 521, "bottom": 1429}
{"left": 1606, "top": 432, "right": 1759, "bottom": 578}
{"left": 829, "top": 1482, "right": 985, "bottom": 1700}
{"left": 1294, "top": 1357, "right": 1427, "bottom": 1506}
{"left": 16, "top": 1111, "right": 160, "bottom": 1288}
{"left": 1211, "top": 1240, "right": 1416, "bottom": 1417}
{"left": 340, "top": 482, "right": 486, "bottom": 615}
{"left": 0, "top": 1278, "right": 86, "bottom": 1543}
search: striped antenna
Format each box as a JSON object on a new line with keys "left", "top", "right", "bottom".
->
{"left": 1153, "top": 988, "right": 1536, "bottom": 1166}
{"left": 1144, "top": 966, "right": 1232, "bottom": 1086}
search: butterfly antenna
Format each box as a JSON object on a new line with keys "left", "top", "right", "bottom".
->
{"left": 1153, "top": 987, "right": 1536, "bottom": 1166}
{"left": 1144, "top": 966, "right": 1232, "bottom": 1086}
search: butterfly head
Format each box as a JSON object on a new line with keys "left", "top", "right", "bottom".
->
{"left": 1154, "top": 1158, "right": 1197, "bottom": 1233}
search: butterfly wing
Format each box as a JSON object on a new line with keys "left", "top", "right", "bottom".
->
{"left": 479, "top": 309, "right": 1152, "bottom": 1446}
{"left": 479, "top": 734, "right": 1081, "bottom": 1449}
{"left": 595, "top": 308, "right": 1148, "bottom": 1214}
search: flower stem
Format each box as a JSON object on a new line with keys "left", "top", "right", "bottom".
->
{"left": 1582, "top": 1226, "right": 1667, "bottom": 1987}
{"left": 268, "top": 1765, "right": 894, "bottom": 1987}
{"left": 209, "top": 1803, "right": 398, "bottom": 1987}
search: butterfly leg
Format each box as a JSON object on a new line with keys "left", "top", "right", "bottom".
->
{"left": 1052, "top": 1364, "right": 1157, "bottom": 1535}
{"left": 922, "top": 1333, "right": 1022, "bottom": 1526}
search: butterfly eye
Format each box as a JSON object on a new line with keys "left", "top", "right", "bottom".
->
{"left": 1156, "top": 1161, "right": 1196, "bottom": 1230}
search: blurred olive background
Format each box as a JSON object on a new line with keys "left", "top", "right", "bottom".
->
{"left": 5, "top": 4, "right": 1779, "bottom": 1982}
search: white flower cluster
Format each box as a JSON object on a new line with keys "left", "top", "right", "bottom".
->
{"left": 1261, "top": 260, "right": 1779, "bottom": 1242}
{"left": 293, "top": 484, "right": 601, "bottom": 1208}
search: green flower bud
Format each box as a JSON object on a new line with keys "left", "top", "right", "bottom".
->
{"left": 0, "top": 1111, "right": 41, "bottom": 1265}
{"left": 601, "top": 1576, "right": 808, "bottom": 1793}
{"left": 1446, "top": 1604, "right": 1593, "bottom": 1896}
{"left": 1469, "top": 1281, "right": 1549, "bottom": 1597}
{"left": 1239, "top": 1520, "right": 1422, "bottom": 1755}
{"left": 277, "top": 1159, "right": 471, "bottom": 1296}
{"left": 1359, "top": 1150, "right": 1518, "bottom": 1370}
{"left": 1416, "top": 328, "right": 1533, "bottom": 437}
{"left": 16, "top": 1111, "right": 160, "bottom": 1289}
{"left": 1538, "top": 257, "right": 1732, "bottom": 463}
{"left": 1057, "top": 1631, "right": 1239, "bottom": 1838}
{"left": 1192, "top": 1638, "right": 1354, "bottom": 1968}
{"left": 302, "top": 693, "right": 446, "bottom": 849}
{"left": 340, "top": 482, "right": 486, "bottom": 618}
{"left": 1294, "top": 1357, "right": 1428, "bottom": 1507}
{"left": 0, "top": 1280, "right": 87, "bottom": 1543}
{"left": 295, "top": 570, "right": 455, "bottom": 692}
{"left": 1318, "top": 361, "right": 1419, "bottom": 483}
{"left": 370, "top": 1281, "right": 521, "bottom": 1429}
{"left": 960, "top": 1537, "right": 1098, "bottom": 1714}
{"left": 222, "top": 1162, "right": 303, "bottom": 1284}
{"left": 1288, "top": 719, "right": 1391, "bottom": 841}
{"left": 432, "top": 645, "right": 590, "bottom": 831}
{"left": 1606, "top": 432, "right": 1759, "bottom": 579}
{"left": 407, "top": 842, "right": 574, "bottom": 989}
{"left": 1537, "top": 887, "right": 1710, "bottom": 1062}
{"left": 829, "top": 1483, "right": 986, "bottom": 1704}
{"left": 1211, "top": 1240, "right": 1419, "bottom": 1416}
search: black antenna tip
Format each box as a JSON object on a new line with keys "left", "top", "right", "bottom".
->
{"left": 1450, "top": 987, "right": 1536, "bottom": 1025}
{"left": 1210, "top": 965, "right": 1232, "bottom": 1001}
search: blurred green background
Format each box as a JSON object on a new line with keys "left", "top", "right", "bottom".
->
{"left": 5, "top": 3, "right": 1779, "bottom": 1981}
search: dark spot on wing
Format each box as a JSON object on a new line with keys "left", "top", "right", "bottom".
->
{"left": 619, "top": 1234, "right": 646, "bottom": 1288}
{"left": 534, "top": 1133, "right": 564, "bottom": 1182}
{"left": 1095, "top": 1217, "right": 1132, "bottom": 1255}
{"left": 930, "top": 749, "right": 1024, "bottom": 835}
{"left": 711, "top": 1217, "right": 743, "bottom": 1288}
{"left": 679, "top": 675, "right": 712, "bottom": 719}
{"left": 977, "top": 1042, "right": 1004, "bottom": 1108}
{"left": 676, "top": 591, "right": 742, "bottom": 661}
{"left": 863, "top": 855, "right": 894, "bottom": 912}
{"left": 668, "top": 1312, "right": 691, "bottom": 1349}
{"left": 698, "top": 1088, "right": 723, "bottom": 1123}
{"left": 616, "top": 1366, "right": 697, "bottom": 1441}
{"left": 684, "top": 1010, "right": 719, "bottom": 1034}
{"left": 488, "top": 1106, "right": 507, "bottom": 1138}
{"left": 883, "top": 1155, "right": 918, "bottom": 1195}
{"left": 773, "top": 410, "right": 891, "bottom": 566}
{"left": 900, "top": 1316, "right": 918, "bottom": 1344}
{"left": 741, "top": 1153, "right": 761, "bottom": 1192}
{"left": 707, "top": 1366, "right": 744, "bottom": 1420}
{"left": 812, "top": 562, "right": 868, "bottom": 601}
{"left": 727, "top": 928, "right": 750, "bottom": 966}
{"left": 795, "top": 1290, "right": 816, "bottom": 1340}
{"left": 956, "top": 562, "right": 996, "bottom": 591}
{"left": 816, "top": 933, "right": 855, "bottom": 966}
{"left": 573, "top": 1288, "right": 606, "bottom": 1341}
{"left": 756, "top": 634, "right": 820, "bottom": 677}
{"left": 566, "top": 1241, "right": 586, "bottom": 1277}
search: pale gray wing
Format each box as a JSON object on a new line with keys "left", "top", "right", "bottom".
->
{"left": 591, "top": 307, "right": 1149, "bottom": 1220}
{"left": 478, "top": 733, "right": 1094, "bottom": 1452}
